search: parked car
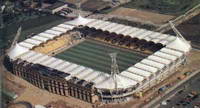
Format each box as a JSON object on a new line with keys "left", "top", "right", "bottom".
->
{"left": 177, "top": 89, "right": 184, "bottom": 94}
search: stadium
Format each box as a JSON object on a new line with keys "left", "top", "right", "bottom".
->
{"left": 4, "top": 16, "right": 191, "bottom": 104}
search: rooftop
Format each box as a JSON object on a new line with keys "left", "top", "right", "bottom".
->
{"left": 47, "top": 1, "right": 66, "bottom": 10}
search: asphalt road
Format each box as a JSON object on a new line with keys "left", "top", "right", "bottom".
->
{"left": 152, "top": 72, "right": 200, "bottom": 108}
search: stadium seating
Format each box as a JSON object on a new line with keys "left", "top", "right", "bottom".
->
{"left": 33, "top": 35, "right": 71, "bottom": 54}
{"left": 81, "top": 27, "right": 163, "bottom": 54}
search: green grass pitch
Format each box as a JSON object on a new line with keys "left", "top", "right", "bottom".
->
{"left": 55, "top": 40, "right": 147, "bottom": 74}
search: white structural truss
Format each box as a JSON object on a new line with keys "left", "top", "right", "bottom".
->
{"left": 110, "top": 53, "right": 120, "bottom": 90}
{"left": 169, "top": 21, "right": 191, "bottom": 51}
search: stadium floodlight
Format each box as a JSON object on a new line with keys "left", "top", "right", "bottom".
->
{"left": 7, "top": 27, "right": 22, "bottom": 53}
{"left": 169, "top": 21, "right": 190, "bottom": 45}
{"left": 76, "top": 0, "right": 82, "bottom": 16}
{"left": 0, "top": 5, "right": 5, "bottom": 28}
{"left": 109, "top": 53, "right": 120, "bottom": 90}
{"left": 169, "top": 21, "right": 191, "bottom": 64}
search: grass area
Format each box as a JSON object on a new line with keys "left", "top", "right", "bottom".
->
{"left": 81, "top": 0, "right": 110, "bottom": 12}
{"left": 100, "top": 0, "right": 200, "bottom": 15}
{"left": 55, "top": 40, "right": 147, "bottom": 74}
{"left": 122, "top": 0, "right": 200, "bottom": 15}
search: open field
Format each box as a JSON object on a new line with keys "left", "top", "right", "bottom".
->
{"left": 122, "top": 0, "right": 200, "bottom": 15}
{"left": 110, "top": 7, "right": 175, "bottom": 24}
{"left": 55, "top": 40, "right": 147, "bottom": 74}
{"left": 81, "top": 0, "right": 110, "bottom": 12}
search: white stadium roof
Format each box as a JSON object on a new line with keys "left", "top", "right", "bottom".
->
{"left": 8, "top": 21, "right": 75, "bottom": 60}
{"left": 45, "top": 30, "right": 62, "bottom": 36}
{"left": 167, "top": 37, "right": 191, "bottom": 53}
{"left": 8, "top": 44, "right": 29, "bottom": 59}
{"left": 25, "top": 53, "right": 44, "bottom": 62}
{"left": 24, "top": 38, "right": 42, "bottom": 46}
{"left": 83, "top": 19, "right": 179, "bottom": 45}
{"left": 63, "top": 64, "right": 79, "bottom": 73}
{"left": 135, "top": 63, "right": 158, "bottom": 74}
{"left": 20, "top": 51, "right": 37, "bottom": 60}
{"left": 84, "top": 71, "right": 102, "bottom": 82}
{"left": 31, "top": 35, "right": 49, "bottom": 42}
{"left": 127, "top": 67, "right": 152, "bottom": 78}
{"left": 121, "top": 71, "right": 145, "bottom": 82}
{"left": 70, "top": 66, "right": 87, "bottom": 75}
{"left": 95, "top": 74, "right": 138, "bottom": 89}
{"left": 148, "top": 55, "right": 171, "bottom": 65}
{"left": 38, "top": 32, "right": 56, "bottom": 39}
{"left": 66, "top": 15, "right": 94, "bottom": 26}
{"left": 55, "top": 62, "right": 71, "bottom": 70}
{"left": 160, "top": 48, "right": 183, "bottom": 57}
{"left": 76, "top": 69, "right": 95, "bottom": 79}
{"left": 154, "top": 51, "right": 177, "bottom": 61}
{"left": 51, "top": 27, "right": 68, "bottom": 33}
{"left": 32, "top": 55, "right": 50, "bottom": 64}
{"left": 141, "top": 59, "right": 165, "bottom": 69}
{"left": 19, "top": 42, "right": 35, "bottom": 49}
{"left": 58, "top": 24, "right": 75, "bottom": 29}
{"left": 48, "top": 59, "right": 64, "bottom": 68}
{"left": 8, "top": 16, "right": 191, "bottom": 90}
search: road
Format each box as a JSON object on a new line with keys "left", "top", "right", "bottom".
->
{"left": 147, "top": 70, "right": 200, "bottom": 108}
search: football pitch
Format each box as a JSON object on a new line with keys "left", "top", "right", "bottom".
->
{"left": 55, "top": 40, "right": 147, "bottom": 74}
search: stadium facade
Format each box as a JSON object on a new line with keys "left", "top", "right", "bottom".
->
{"left": 4, "top": 16, "right": 191, "bottom": 104}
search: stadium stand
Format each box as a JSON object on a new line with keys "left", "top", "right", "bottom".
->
{"left": 4, "top": 16, "right": 191, "bottom": 104}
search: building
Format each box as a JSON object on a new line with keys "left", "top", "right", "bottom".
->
{"left": 81, "top": 0, "right": 112, "bottom": 13}
{"left": 4, "top": 16, "right": 191, "bottom": 104}
{"left": 45, "top": 2, "right": 68, "bottom": 14}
